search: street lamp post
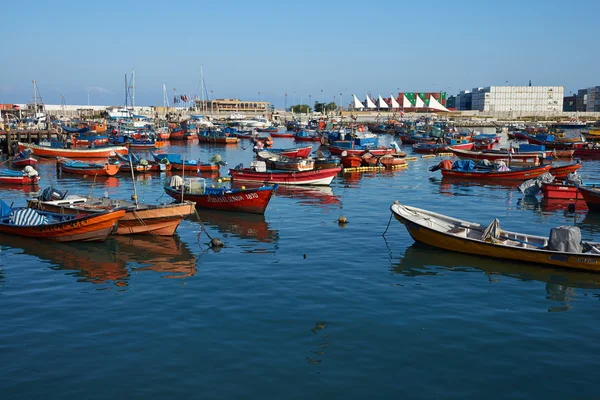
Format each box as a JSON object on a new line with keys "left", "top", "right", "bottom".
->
{"left": 210, "top": 90, "right": 214, "bottom": 115}
{"left": 309, "top": 95, "right": 311, "bottom": 116}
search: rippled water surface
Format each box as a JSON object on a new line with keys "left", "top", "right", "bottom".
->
{"left": 2, "top": 131, "right": 600, "bottom": 399}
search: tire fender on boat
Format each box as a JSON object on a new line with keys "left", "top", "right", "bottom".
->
{"left": 57, "top": 126, "right": 63, "bottom": 134}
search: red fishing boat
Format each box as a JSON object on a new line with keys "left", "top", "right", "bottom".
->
{"left": 11, "top": 150, "right": 38, "bottom": 168}
{"left": 448, "top": 147, "right": 543, "bottom": 164}
{"left": 578, "top": 187, "right": 600, "bottom": 211}
{"left": 270, "top": 132, "right": 295, "bottom": 138}
{"left": 19, "top": 142, "right": 128, "bottom": 158}
{"left": 0, "top": 167, "right": 40, "bottom": 185}
{"left": 230, "top": 163, "right": 341, "bottom": 186}
{"left": 541, "top": 183, "right": 585, "bottom": 200}
{"left": 340, "top": 154, "right": 362, "bottom": 168}
{"left": 164, "top": 177, "right": 277, "bottom": 214}
{"left": 549, "top": 162, "right": 581, "bottom": 179}
{"left": 574, "top": 146, "right": 600, "bottom": 158}
{"left": 57, "top": 157, "right": 120, "bottom": 176}
{"left": 437, "top": 163, "right": 552, "bottom": 180}
{"left": 0, "top": 202, "right": 125, "bottom": 242}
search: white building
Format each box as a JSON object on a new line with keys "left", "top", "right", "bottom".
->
{"left": 470, "top": 86, "right": 564, "bottom": 113}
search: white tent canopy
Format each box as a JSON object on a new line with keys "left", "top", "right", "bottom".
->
{"left": 365, "top": 94, "right": 377, "bottom": 109}
{"left": 428, "top": 95, "right": 450, "bottom": 112}
{"left": 377, "top": 95, "right": 388, "bottom": 109}
{"left": 352, "top": 94, "right": 364, "bottom": 109}
{"left": 390, "top": 95, "right": 400, "bottom": 108}
{"left": 415, "top": 96, "right": 425, "bottom": 108}
{"left": 402, "top": 95, "right": 413, "bottom": 108}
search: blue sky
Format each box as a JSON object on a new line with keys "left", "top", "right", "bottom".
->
{"left": 1, "top": 0, "right": 598, "bottom": 108}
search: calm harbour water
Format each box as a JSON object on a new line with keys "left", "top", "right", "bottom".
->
{"left": 2, "top": 130, "right": 600, "bottom": 399}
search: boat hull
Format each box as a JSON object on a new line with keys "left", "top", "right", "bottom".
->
{"left": 541, "top": 183, "right": 583, "bottom": 200}
{"left": 549, "top": 163, "right": 581, "bottom": 179}
{"left": 229, "top": 167, "right": 341, "bottom": 186}
{"left": 0, "top": 209, "right": 125, "bottom": 242}
{"left": 58, "top": 158, "right": 120, "bottom": 176}
{"left": 440, "top": 165, "right": 551, "bottom": 180}
{"left": 19, "top": 142, "right": 128, "bottom": 158}
{"left": 391, "top": 203, "right": 600, "bottom": 272}
{"left": 578, "top": 187, "right": 600, "bottom": 211}
{"left": 27, "top": 199, "right": 195, "bottom": 236}
{"left": 11, "top": 157, "right": 38, "bottom": 168}
{"left": 164, "top": 185, "right": 277, "bottom": 214}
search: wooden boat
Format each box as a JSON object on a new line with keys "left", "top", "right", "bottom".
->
{"left": 0, "top": 167, "right": 40, "bottom": 185}
{"left": 541, "top": 183, "right": 587, "bottom": 200}
{"left": 19, "top": 142, "right": 128, "bottom": 158}
{"left": 390, "top": 202, "right": 600, "bottom": 272}
{"left": 340, "top": 154, "right": 362, "bottom": 168}
{"left": 448, "top": 147, "right": 543, "bottom": 164}
{"left": 230, "top": 163, "right": 341, "bottom": 186}
{"left": 438, "top": 164, "right": 552, "bottom": 180}
{"left": 412, "top": 142, "right": 474, "bottom": 154}
{"left": 573, "top": 145, "right": 600, "bottom": 158}
{"left": 256, "top": 126, "right": 278, "bottom": 133}
{"left": 379, "top": 154, "right": 408, "bottom": 169}
{"left": 151, "top": 152, "right": 219, "bottom": 173}
{"left": 252, "top": 135, "right": 274, "bottom": 147}
{"left": 198, "top": 130, "right": 239, "bottom": 144}
{"left": 0, "top": 201, "right": 125, "bottom": 242}
{"left": 28, "top": 193, "right": 196, "bottom": 236}
{"left": 114, "top": 152, "right": 172, "bottom": 173}
{"left": 328, "top": 143, "right": 395, "bottom": 156}
{"left": 578, "top": 187, "right": 600, "bottom": 211}
{"left": 72, "top": 133, "right": 110, "bottom": 147}
{"left": 294, "top": 130, "right": 321, "bottom": 142}
{"left": 313, "top": 156, "right": 341, "bottom": 169}
{"left": 256, "top": 150, "right": 315, "bottom": 171}
{"left": 361, "top": 152, "right": 380, "bottom": 166}
{"left": 90, "top": 122, "right": 107, "bottom": 133}
{"left": 549, "top": 162, "right": 581, "bottom": 179}
{"left": 57, "top": 157, "right": 120, "bottom": 176}
{"left": 266, "top": 146, "right": 312, "bottom": 158}
{"left": 11, "top": 150, "right": 38, "bottom": 168}
{"left": 551, "top": 149, "right": 575, "bottom": 158}
{"left": 164, "top": 177, "right": 277, "bottom": 214}
{"left": 270, "top": 132, "right": 295, "bottom": 138}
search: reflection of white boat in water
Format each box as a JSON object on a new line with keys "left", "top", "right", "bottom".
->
{"left": 195, "top": 209, "right": 278, "bottom": 243}
{"left": 0, "top": 234, "right": 197, "bottom": 285}
{"left": 395, "top": 243, "right": 600, "bottom": 311}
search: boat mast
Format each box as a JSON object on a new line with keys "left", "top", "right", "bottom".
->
{"left": 131, "top": 69, "right": 135, "bottom": 109}
{"left": 200, "top": 65, "right": 205, "bottom": 115}
{"left": 32, "top": 79, "right": 37, "bottom": 116}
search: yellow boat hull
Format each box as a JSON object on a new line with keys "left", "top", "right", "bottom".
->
{"left": 393, "top": 209, "right": 600, "bottom": 273}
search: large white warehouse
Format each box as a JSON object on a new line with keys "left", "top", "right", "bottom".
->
{"left": 470, "top": 86, "right": 564, "bottom": 112}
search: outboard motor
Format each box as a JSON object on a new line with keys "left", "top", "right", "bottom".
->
{"left": 40, "top": 186, "right": 66, "bottom": 201}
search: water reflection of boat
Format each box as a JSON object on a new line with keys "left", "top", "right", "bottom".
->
{"left": 0, "top": 234, "right": 197, "bottom": 285}
{"left": 195, "top": 209, "right": 278, "bottom": 243}
{"left": 273, "top": 185, "right": 341, "bottom": 206}
{"left": 517, "top": 195, "right": 588, "bottom": 214}
{"left": 577, "top": 212, "right": 600, "bottom": 237}
{"left": 394, "top": 243, "right": 600, "bottom": 311}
